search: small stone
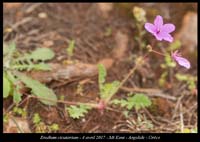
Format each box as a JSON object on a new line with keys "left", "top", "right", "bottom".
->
{"left": 38, "top": 12, "right": 48, "bottom": 19}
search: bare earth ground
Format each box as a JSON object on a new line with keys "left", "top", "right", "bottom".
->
{"left": 3, "top": 3, "right": 197, "bottom": 133}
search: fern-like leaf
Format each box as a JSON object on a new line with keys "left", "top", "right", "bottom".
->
{"left": 13, "top": 86, "right": 22, "bottom": 104}
{"left": 66, "top": 104, "right": 91, "bottom": 119}
{"left": 111, "top": 93, "right": 152, "bottom": 111}
{"left": 101, "top": 81, "right": 120, "bottom": 103}
{"left": 98, "top": 64, "right": 107, "bottom": 93}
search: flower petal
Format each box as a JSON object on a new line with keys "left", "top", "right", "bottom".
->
{"left": 154, "top": 15, "right": 163, "bottom": 29}
{"left": 155, "top": 31, "right": 173, "bottom": 42}
{"left": 174, "top": 56, "right": 191, "bottom": 69}
{"left": 154, "top": 33, "right": 163, "bottom": 41}
{"left": 162, "top": 24, "right": 175, "bottom": 33}
{"left": 162, "top": 33, "right": 173, "bottom": 42}
{"left": 144, "top": 23, "right": 156, "bottom": 34}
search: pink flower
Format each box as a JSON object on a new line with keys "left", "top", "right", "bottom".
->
{"left": 171, "top": 50, "right": 191, "bottom": 69}
{"left": 145, "top": 15, "right": 175, "bottom": 42}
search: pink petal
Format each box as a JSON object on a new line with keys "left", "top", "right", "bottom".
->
{"left": 154, "top": 33, "right": 163, "bottom": 41}
{"left": 174, "top": 56, "right": 191, "bottom": 69}
{"left": 154, "top": 15, "right": 163, "bottom": 29}
{"left": 162, "top": 33, "right": 173, "bottom": 42}
{"left": 144, "top": 23, "right": 156, "bottom": 34}
{"left": 155, "top": 31, "right": 173, "bottom": 42}
{"left": 162, "top": 24, "right": 175, "bottom": 33}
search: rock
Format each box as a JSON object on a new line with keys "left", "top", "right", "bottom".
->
{"left": 175, "top": 12, "right": 197, "bottom": 53}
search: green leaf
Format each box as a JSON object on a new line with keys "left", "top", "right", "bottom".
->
{"left": 66, "top": 40, "right": 75, "bottom": 57}
{"left": 18, "top": 74, "right": 57, "bottom": 106}
{"left": 111, "top": 99, "right": 128, "bottom": 107}
{"left": 165, "top": 54, "right": 176, "bottom": 67}
{"left": 175, "top": 73, "right": 188, "bottom": 81}
{"left": 175, "top": 73, "right": 197, "bottom": 91}
{"left": 111, "top": 93, "right": 152, "bottom": 111}
{"left": 29, "top": 48, "right": 54, "bottom": 61}
{"left": 3, "top": 42, "right": 16, "bottom": 68}
{"left": 129, "top": 93, "right": 151, "bottom": 110}
{"left": 33, "top": 113, "right": 41, "bottom": 124}
{"left": 158, "top": 71, "right": 168, "bottom": 87}
{"left": 3, "top": 73, "right": 11, "bottom": 98}
{"left": 12, "top": 61, "right": 51, "bottom": 71}
{"left": 101, "top": 81, "right": 120, "bottom": 102}
{"left": 33, "top": 63, "right": 51, "bottom": 70}
{"left": 50, "top": 123, "right": 59, "bottom": 131}
{"left": 66, "top": 104, "right": 91, "bottom": 119}
{"left": 13, "top": 87, "right": 22, "bottom": 104}
{"left": 98, "top": 64, "right": 107, "bottom": 92}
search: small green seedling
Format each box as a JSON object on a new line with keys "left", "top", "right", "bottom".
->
{"left": 98, "top": 64, "right": 120, "bottom": 104}
{"left": 66, "top": 40, "right": 75, "bottom": 59}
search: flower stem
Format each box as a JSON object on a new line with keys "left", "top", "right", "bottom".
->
{"left": 151, "top": 49, "right": 166, "bottom": 57}
{"left": 119, "top": 52, "right": 149, "bottom": 88}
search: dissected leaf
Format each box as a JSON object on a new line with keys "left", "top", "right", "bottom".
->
{"left": 101, "top": 81, "right": 120, "bottom": 102}
{"left": 111, "top": 99, "right": 128, "bottom": 107}
{"left": 29, "top": 48, "right": 54, "bottom": 61}
{"left": 18, "top": 74, "right": 57, "bottom": 106}
{"left": 12, "top": 62, "right": 51, "bottom": 71}
{"left": 3, "top": 73, "right": 11, "bottom": 98}
{"left": 3, "top": 42, "right": 16, "bottom": 68}
{"left": 111, "top": 93, "right": 152, "bottom": 111}
{"left": 129, "top": 93, "right": 152, "bottom": 110}
{"left": 32, "top": 113, "right": 41, "bottom": 124}
{"left": 98, "top": 64, "right": 107, "bottom": 92}
{"left": 33, "top": 63, "right": 51, "bottom": 70}
{"left": 13, "top": 87, "right": 22, "bottom": 104}
{"left": 66, "top": 104, "right": 91, "bottom": 119}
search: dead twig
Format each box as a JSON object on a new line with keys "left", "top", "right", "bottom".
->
{"left": 25, "top": 3, "right": 43, "bottom": 14}
{"left": 121, "top": 86, "right": 177, "bottom": 101}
